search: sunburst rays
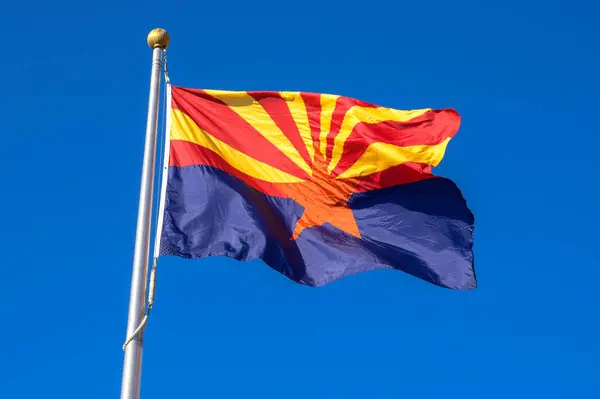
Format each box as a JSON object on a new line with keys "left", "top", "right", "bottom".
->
{"left": 169, "top": 87, "right": 458, "bottom": 187}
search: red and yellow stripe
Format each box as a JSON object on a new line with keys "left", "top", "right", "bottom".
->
{"left": 168, "top": 86, "right": 460, "bottom": 196}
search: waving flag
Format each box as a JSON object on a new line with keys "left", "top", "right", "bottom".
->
{"left": 158, "top": 86, "right": 475, "bottom": 289}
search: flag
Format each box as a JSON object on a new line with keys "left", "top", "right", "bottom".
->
{"left": 158, "top": 86, "right": 475, "bottom": 289}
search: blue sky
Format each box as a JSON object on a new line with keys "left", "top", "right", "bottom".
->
{"left": 1, "top": 0, "right": 599, "bottom": 397}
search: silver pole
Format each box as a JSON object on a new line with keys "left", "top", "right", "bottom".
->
{"left": 120, "top": 28, "right": 170, "bottom": 399}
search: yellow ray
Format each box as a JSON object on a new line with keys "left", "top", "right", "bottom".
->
{"left": 171, "top": 109, "right": 306, "bottom": 184}
{"left": 204, "top": 90, "right": 312, "bottom": 177}
{"left": 280, "top": 92, "right": 314, "bottom": 162}
{"left": 328, "top": 107, "right": 431, "bottom": 174}
{"left": 335, "top": 137, "right": 451, "bottom": 180}
{"left": 319, "top": 94, "right": 339, "bottom": 162}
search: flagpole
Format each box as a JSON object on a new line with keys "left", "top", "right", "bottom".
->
{"left": 120, "top": 28, "right": 170, "bottom": 399}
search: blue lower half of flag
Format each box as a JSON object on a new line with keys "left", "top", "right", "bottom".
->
{"left": 159, "top": 165, "right": 476, "bottom": 289}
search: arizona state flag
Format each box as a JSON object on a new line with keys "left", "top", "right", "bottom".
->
{"left": 158, "top": 86, "right": 475, "bottom": 289}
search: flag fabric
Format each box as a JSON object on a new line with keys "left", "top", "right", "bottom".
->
{"left": 158, "top": 86, "right": 476, "bottom": 289}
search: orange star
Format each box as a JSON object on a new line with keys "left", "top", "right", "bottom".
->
{"left": 277, "top": 155, "right": 361, "bottom": 240}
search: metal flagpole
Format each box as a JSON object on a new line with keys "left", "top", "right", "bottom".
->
{"left": 120, "top": 28, "right": 170, "bottom": 399}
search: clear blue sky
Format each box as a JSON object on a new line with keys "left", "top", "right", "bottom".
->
{"left": 1, "top": 0, "right": 599, "bottom": 397}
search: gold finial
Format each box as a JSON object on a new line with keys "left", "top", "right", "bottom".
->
{"left": 147, "top": 28, "right": 170, "bottom": 49}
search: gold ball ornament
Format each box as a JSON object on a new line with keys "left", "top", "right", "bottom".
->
{"left": 147, "top": 28, "right": 170, "bottom": 49}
